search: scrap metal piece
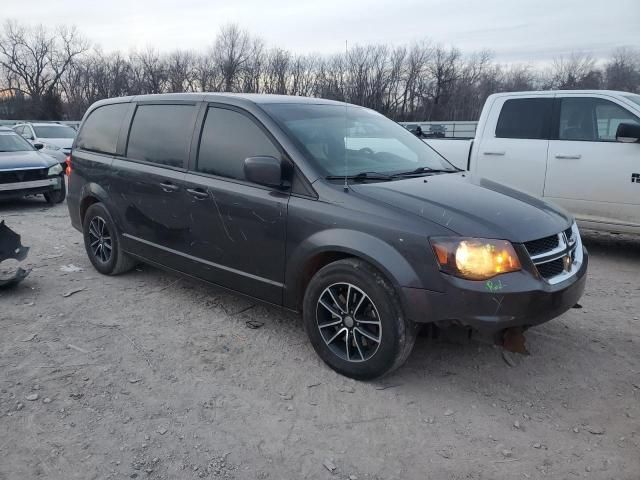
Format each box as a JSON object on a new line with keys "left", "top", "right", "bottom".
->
{"left": 0, "top": 220, "right": 31, "bottom": 287}
{"left": 500, "top": 327, "right": 529, "bottom": 355}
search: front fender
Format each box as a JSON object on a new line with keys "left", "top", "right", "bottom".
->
{"left": 284, "top": 228, "right": 423, "bottom": 309}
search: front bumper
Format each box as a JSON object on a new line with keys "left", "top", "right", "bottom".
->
{"left": 0, "top": 176, "right": 62, "bottom": 199}
{"left": 402, "top": 246, "right": 588, "bottom": 334}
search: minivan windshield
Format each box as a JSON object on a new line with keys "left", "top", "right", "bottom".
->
{"left": 0, "top": 132, "right": 35, "bottom": 152}
{"left": 262, "top": 104, "right": 456, "bottom": 178}
{"left": 33, "top": 125, "right": 76, "bottom": 139}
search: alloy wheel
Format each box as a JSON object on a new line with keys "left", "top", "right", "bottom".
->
{"left": 88, "top": 216, "right": 112, "bottom": 263}
{"left": 315, "top": 282, "right": 382, "bottom": 362}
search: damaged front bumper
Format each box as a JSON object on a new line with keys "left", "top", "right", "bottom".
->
{"left": 0, "top": 220, "right": 31, "bottom": 287}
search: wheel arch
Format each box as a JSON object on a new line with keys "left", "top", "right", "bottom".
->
{"left": 284, "top": 229, "right": 422, "bottom": 311}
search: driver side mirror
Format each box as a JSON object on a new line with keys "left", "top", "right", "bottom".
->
{"left": 33, "top": 143, "right": 44, "bottom": 150}
{"left": 244, "top": 156, "right": 287, "bottom": 189}
{"left": 616, "top": 123, "right": 640, "bottom": 143}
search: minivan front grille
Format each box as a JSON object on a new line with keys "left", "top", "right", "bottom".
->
{"left": 0, "top": 168, "right": 48, "bottom": 184}
{"left": 524, "top": 223, "right": 582, "bottom": 284}
{"left": 536, "top": 257, "right": 565, "bottom": 279}
{"left": 524, "top": 235, "right": 559, "bottom": 256}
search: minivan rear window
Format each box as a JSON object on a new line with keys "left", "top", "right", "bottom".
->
{"left": 126, "top": 104, "right": 196, "bottom": 168}
{"left": 77, "top": 103, "right": 129, "bottom": 154}
{"left": 495, "top": 98, "right": 553, "bottom": 140}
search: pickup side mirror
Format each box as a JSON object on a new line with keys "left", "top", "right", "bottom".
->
{"left": 615, "top": 123, "right": 640, "bottom": 143}
{"left": 244, "top": 156, "right": 285, "bottom": 188}
{"left": 33, "top": 143, "right": 44, "bottom": 150}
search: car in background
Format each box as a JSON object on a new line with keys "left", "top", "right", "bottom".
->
{"left": 423, "top": 90, "right": 640, "bottom": 235}
{"left": 12, "top": 122, "right": 76, "bottom": 167}
{"left": 0, "top": 127, "right": 66, "bottom": 204}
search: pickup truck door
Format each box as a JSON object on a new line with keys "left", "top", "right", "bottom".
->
{"left": 544, "top": 95, "right": 640, "bottom": 231}
{"left": 473, "top": 95, "right": 553, "bottom": 197}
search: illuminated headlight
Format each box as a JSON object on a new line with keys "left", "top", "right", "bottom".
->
{"left": 430, "top": 237, "right": 522, "bottom": 280}
{"left": 48, "top": 164, "right": 63, "bottom": 176}
{"left": 42, "top": 143, "right": 61, "bottom": 151}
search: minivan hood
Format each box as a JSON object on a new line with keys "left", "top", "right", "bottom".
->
{"left": 0, "top": 150, "right": 58, "bottom": 170}
{"left": 350, "top": 173, "right": 572, "bottom": 243}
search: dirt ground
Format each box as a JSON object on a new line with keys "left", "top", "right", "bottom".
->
{"left": 1, "top": 198, "right": 639, "bottom": 480}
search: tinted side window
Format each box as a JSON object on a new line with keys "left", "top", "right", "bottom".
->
{"left": 558, "top": 97, "right": 640, "bottom": 141}
{"left": 197, "top": 107, "right": 280, "bottom": 180}
{"left": 77, "top": 103, "right": 129, "bottom": 154}
{"left": 127, "top": 104, "right": 196, "bottom": 168}
{"left": 495, "top": 98, "right": 553, "bottom": 140}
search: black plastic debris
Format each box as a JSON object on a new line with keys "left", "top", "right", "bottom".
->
{"left": 0, "top": 220, "right": 31, "bottom": 287}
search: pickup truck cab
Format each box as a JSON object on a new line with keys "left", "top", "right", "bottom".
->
{"left": 425, "top": 90, "right": 640, "bottom": 235}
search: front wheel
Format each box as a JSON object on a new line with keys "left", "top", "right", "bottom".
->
{"left": 302, "top": 258, "right": 417, "bottom": 380}
{"left": 44, "top": 175, "right": 66, "bottom": 204}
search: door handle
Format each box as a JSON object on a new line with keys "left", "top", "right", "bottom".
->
{"left": 159, "top": 182, "right": 179, "bottom": 192}
{"left": 554, "top": 154, "right": 582, "bottom": 159}
{"left": 482, "top": 151, "right": 505, "bottom": 156}
{"left": 186, "top": 188, "right": 209, "bottom": 200}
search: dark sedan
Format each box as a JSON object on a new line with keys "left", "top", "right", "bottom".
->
{"left": 0, "top": 127, "right": 66, "bottom": 204}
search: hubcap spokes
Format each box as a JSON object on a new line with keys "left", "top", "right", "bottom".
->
{"left": 316, "top": 282, "right": 382, "bottom": 363}
{"left": 88, "top": 216, "right": 112, "bottom": 263}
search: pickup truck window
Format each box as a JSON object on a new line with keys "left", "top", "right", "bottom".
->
{"left": 559, "top": 97, "right": 640, "bottom": 142}
{"left": 495, "top": 98, "right": 552, "bottom": 140}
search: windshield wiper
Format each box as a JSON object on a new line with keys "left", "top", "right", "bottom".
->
{"left": 325, "top": 171, "right": 394, "bottom": 182}
{"left": 390, "top": 166, "right": 458, "bottom": 177}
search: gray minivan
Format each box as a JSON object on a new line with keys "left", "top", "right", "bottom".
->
{"left": 67, "top": 93, "right": 587, "bottom": 379}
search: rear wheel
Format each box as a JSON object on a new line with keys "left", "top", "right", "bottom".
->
{"left": 303, "top": 258, "right": 417, "bottom": 380}
{"left": 44, "top": 176, "right": 66, "bottom": 204}
{"left": 82, "top": 203, "right": 136, "bottom": 275}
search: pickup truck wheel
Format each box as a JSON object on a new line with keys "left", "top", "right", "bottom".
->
{"left": 43, "top": 175, "right": 66, "bottom": 204}
{"left": 303, "top": 258, "right": 417, "bottom": 380}
{"left": 83, "top": 203, "right": 136, "bottom": 275}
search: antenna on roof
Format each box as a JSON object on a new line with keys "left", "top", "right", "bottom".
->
{"left": 343, "top": 39, "right": 349, "bottom": 193}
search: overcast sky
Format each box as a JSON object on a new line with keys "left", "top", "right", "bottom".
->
{"left": 3, "top": 0, "right": 639, "bottom": 63}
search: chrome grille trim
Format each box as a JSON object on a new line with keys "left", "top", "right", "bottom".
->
{"left": 525, "top": 223, "right": 583, "bottom": 285}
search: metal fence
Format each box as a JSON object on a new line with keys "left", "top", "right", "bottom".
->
{"left": 399, "top": 121, "right": 478, "bottom": 139}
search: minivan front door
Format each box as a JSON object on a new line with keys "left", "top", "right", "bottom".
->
{"left": 182, "top": 105, "right": 289, "bottom": 305}
{"left": 545, "top": 95, "right": 640, "bottom": 232}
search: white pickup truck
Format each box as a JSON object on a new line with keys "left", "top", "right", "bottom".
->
{"left": 423, "top": 90, "right": 640, "bottom": 235}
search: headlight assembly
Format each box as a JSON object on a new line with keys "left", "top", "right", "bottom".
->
{"left": 48, "top": 164, "right": 63, "bottom": 176}
{"left": 430, "top": 237, "right": 521, "bottom": 280}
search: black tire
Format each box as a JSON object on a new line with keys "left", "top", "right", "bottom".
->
{"left": 303, "top": 258, "right": 417, "bottom": 380}
{"left": 83, "top": 202, "right": 136, "bottom": 275}
{"left": 44, "top": 176, "right": 66, "bottom": 204}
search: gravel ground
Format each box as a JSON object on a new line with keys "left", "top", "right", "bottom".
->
{"left": 1, "top": 198, "right": 639, "bottom": 480}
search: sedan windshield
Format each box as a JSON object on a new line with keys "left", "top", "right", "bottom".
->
{"left": 33, "top": 125, "right": 76, "bottom": 139}
{"left": 0, "top": 132, "right": 35, "bottom": 152}
{"left": 262, "top": 103, "right": 456, "bottom": 178}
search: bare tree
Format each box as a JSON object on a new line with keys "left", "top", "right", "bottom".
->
{"left": 605, "top": 47, "right": 640, "bottom": 93}
{"left": 0, "top": 20, "right": 88, "bottom": 117}
{"left": 213, "top": 24, "right": 252, "bottom": 92}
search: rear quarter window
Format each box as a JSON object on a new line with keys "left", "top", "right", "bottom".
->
{"left": 77, "top": 103, "right": 130, "bottom": 155}
{"left": 495, "top": 98, "right": 553, "bottom": 140}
